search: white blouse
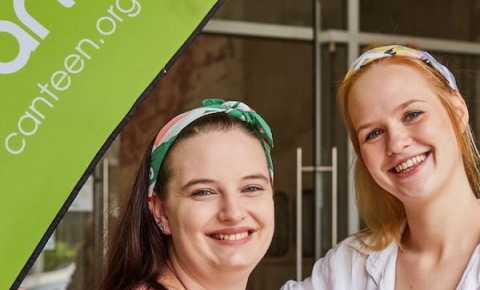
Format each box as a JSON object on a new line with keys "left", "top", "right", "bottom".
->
{"left": 281, "top": 236, "right": 480, "bottom": 290}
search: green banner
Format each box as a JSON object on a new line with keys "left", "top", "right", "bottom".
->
{"left": 0, "top": 0, "right": 221, "bottom": 288}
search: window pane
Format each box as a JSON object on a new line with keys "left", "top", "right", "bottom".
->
{"left": 321, "top": 0, "right": 347, "bottom": 30}
{"left": 214, "top": 0, "right": 313, "bottom": 26}
{"left": 20, "top": 176, "right": 100, "bottom": 290}
{"left": 360, "top": 0, "right": 480, "bottom": 41}
{"left": 430, "top": 51, "right": 480, "bottom": 133}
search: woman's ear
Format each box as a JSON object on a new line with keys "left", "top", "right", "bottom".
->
{"left": 147, "top": 193, "right": 171, "bottom": 235}
{"left": 450, "top": 93, "right": 469, "bottom": 133}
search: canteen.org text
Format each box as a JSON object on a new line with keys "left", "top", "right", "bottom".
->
{"left": 3, "top": 0, "right": 142, "bottom": 155}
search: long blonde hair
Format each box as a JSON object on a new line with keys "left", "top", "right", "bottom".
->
{"left": 338, "top": 55, "right": 480, "bottom": 250}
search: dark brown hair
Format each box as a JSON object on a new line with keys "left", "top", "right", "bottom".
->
{"left": 102, "top": 113, "right": 269, "bottom": 290}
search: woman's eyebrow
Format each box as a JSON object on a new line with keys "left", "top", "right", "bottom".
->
{"left": 396, "top": 99, "right": 427, "bottom": 111}
{"left": 242, "top": 174, "right": 269, "bottom": 182}
{"left": 181, "top": 174, "right": 269, "bottom": 190}
{"left": 181, "top": 178, "right": 215, "bottom": 190}
{"left": 356, "top": 122, "right": 374, "bottom": 135}
{"left": 355, "top": 99, "right": 427, "bottom": 134}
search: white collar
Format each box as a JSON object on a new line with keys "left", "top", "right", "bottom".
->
{"left": 347, "top": 237, "right": 398, "bottom": 288}
{"left": 348, "top": 237, "right": 480, "bottom": 289}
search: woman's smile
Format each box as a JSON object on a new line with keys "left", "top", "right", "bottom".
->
{"left": 207, "top": 227, "right": 257, "bottom": 245}
{"left": 388, "top": 150, "right": 431, "bottom": 177}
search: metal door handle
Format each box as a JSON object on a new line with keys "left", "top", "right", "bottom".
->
{"left": 296, "top": 147, "right": 337, "bottom": 281}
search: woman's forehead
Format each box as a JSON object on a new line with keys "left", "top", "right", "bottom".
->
{"left": 347, "top": 63, "right": 439, "bottom": 124}
{"left": 355, "top": 62, "right": 431, "bottom": 87}
{"left": 350, "top": 63, "right": 435, "bottom": 102}
{"left": 167, "top": 129, "right": 268, "bottom": 175}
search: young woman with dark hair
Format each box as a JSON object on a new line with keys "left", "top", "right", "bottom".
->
{"left": 103, "top": 99, "right": 275, "bottom": 290}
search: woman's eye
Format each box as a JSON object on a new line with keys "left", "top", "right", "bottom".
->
{"left": 365, "top": 128, "right": 384, "bottom": 141}
{"left": 242, "top": 185, "right": 264, "bottom": 194}
{"left": 403, "top": 111, "right": 423, "bottom": 122}
{"left": 191, "top": 189, "right": 215, "bottom": 198}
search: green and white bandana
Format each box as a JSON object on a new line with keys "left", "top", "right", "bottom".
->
{"left": 346, "top": 45, "right": 459, "bottom": 91}
{"left": 148, "top": 98, "right": 274, "bottom": 196}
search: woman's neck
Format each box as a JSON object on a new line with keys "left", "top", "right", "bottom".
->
{"left": 165, "top": 247, "right": 250, "bottom": 290}
{"left": 402, "top": 169, "right": 480, "bottom": 258}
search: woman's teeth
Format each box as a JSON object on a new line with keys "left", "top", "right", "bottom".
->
{"left": 394, "top": 153, "right": 426, "bottom": 173}
{"left": 212, "top": 232, "right": 249, "bottom": 241}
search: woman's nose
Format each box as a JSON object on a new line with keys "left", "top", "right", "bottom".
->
{"left": 386, "top": 126, "right": 411, "bottom": 156}
{"left": 217, "top": 194, "right": 246, "bottom": 223}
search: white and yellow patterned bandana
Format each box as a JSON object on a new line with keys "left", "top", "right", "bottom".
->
{"left": 345, "top": 45, "right": 458, "bottom": 91}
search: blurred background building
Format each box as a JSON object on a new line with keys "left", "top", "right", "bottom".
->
{"left": 21, "top": 0, "right": 480, "bottom": 289}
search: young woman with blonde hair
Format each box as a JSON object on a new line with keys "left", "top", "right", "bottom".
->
{"left": 282, "top": 45, "right": 480, "bottom": 290}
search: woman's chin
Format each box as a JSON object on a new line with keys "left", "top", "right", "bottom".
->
{"left": 214, "top": 255, "right": 257, "bottom": 271}
{"left": 382, "top": 179, "right": 434, "bottom": 202}
{"left": 393, "top": 189, "right": 435, "bottom": 204}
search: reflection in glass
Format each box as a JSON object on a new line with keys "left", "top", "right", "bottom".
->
{"left": 431, "top": 51, "right": 480, "bottom": 134}
{"left": 214, "top": 0, "right": 313, "bottom": 26}
{"left": 360, "top": 0, "right": 480, "bottom": 41}
{"left": 20, "top": 177, "right": 97, "bottom": 290}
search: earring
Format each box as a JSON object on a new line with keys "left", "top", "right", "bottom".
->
{"left": 158, "top": 222, "right": 166, "bottom": 233}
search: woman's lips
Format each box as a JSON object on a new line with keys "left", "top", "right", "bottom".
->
{"left": 389, "top": 151, "right": 431, "bottom": 177}
{"left": 207, "top": 227, "right": 256, "bottom": 245}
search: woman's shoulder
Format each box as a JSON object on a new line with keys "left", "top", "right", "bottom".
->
{"left": 313, "top": 234, "right": 372, "bottom": 262}
{"left": 314, "top": 235, "right": 371, "bottom": 270}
